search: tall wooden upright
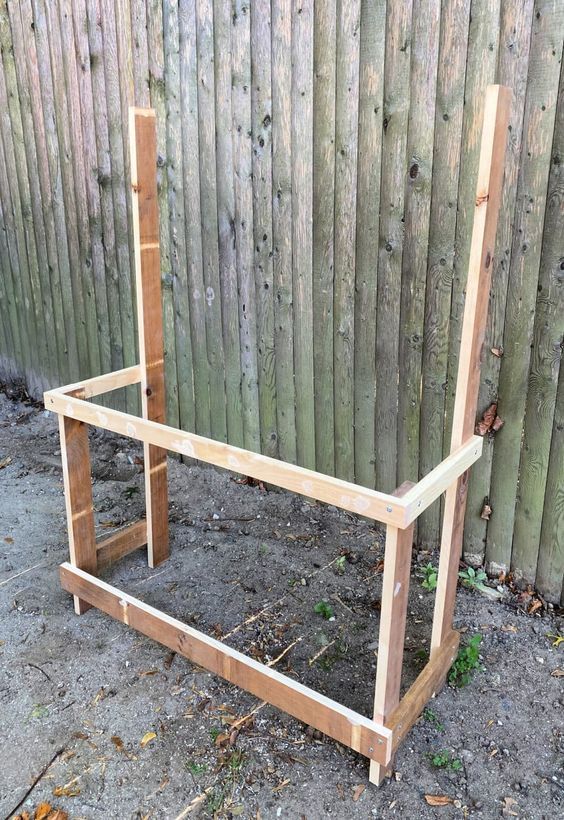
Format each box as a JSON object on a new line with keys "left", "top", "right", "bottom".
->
{"left": 431, "top": 86, "right": 511, "bottom": 653}
{"left": 129, "top": 108, "right": 169, "bottom": 567}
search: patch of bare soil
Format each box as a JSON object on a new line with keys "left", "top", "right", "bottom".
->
{"left": 0, "top": 390, "right": 562, "bottom": 819}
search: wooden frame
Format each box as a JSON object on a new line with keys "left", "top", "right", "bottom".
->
{"left": 45, "top": 87, "right": 511, "bottom": 783}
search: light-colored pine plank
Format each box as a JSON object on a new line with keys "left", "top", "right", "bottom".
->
{"left": 370, "top": 481, "right": 415, "bottom": 786}
{"left": 96, "top": 519, "right": 147, "bottom": 569}
{"left": 59, "top": 562, "right": 393, "bottom": 764}
{"left": 431, "top": 85, "right": 511, "bottom": 652}
{"left": 129, "top": 107, "right": 169, "bottom": 568}
{"left": 59, "top": 416, "right": 97, "bottom": 615}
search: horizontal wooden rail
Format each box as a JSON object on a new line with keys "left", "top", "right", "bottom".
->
{"left": 402, "top": 437, "right": 483, "bottom": 524}
{"left": 59, "top": 563, "right": 393, "bottom": 764}
{"left": 59, "top": 365, "right": 142, "bottom": 398}
{"left": 96, "top": 519, "right": 147, "bottom": 569}
{"left": 46, "top": 390, "right": 407, "bottom": 527}
{"left": 45, "top": 387, "right": 482, "bottom": 529}
{"left": 387, "top": 629, "right": 460, "bottom": 751}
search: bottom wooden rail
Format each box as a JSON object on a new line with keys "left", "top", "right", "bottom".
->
{"left": 59, "top": 562, "right": 393, "bottom": 765}
{"left": 96, "top": 519, "right": 147, "bottom": 569}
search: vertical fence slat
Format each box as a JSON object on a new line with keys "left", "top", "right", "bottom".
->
{"left": 333, "top": 0, "right": 361, "bottom": 483}
{"left": 511, "top": 55, "right": 564, "bottom": 582}
{"left": 0, "top": 0, "right": 48, "bottom": 391}
{"left": 537, "top": 360, "right": 564, "bottom": 602}
{"left": 291, "top": 0, "right": 315, "bottom": 470}
{"left": 213, "top": 0, "right": 243, "bottom": 447}
{"left": 250, "top": 0, "right": 277, "bottom": 458}
{"left": 233, "top": 0, "right": 260, "bottom": 452}
{"left": 7, "top": 0, "right": 60, "bottom": 383}
{"left": 397, "top": 0, "right": 441, "bottom": 489}
{"left": 374, "top": 0, "right": 413, "bottom": 492}
{"left": 353, "top": 0, "right": 386, "bottom": 490}
{"left": 171, "top": 0, "right": 200, "bottom": 435}
{"left": 197, "top": 0, "right": 228, "bottom": 444}
{"left": 85, "top": 0, "right": 125, "bottom": 398}
{"left": 312, "top": 0, "right": 336, "bottom": 478}
{"left": 272, "top": 0, "right": 296, "bottom": 463}
{"left": 146, "top": 0, "right": 181, "bottom": 429}
{"left": 444, "top": 0, "right": 501, "bottom": 454}
{"left": 418, "top": 0, "right": 471, "bottom": 547}
{"left": 70, "top": 0, "right": 111, "bottom": 383}
{"left": 486, "top": 0, "right": 564, "bottom": 576}
{"left": 463, "top": 0, "right": 535, "bottom": 564}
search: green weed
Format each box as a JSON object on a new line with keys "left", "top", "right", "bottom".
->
{"left": 313, "top": 600, "right": 334, "bottom": 620}
{"left": 420, "top": 562, "right": 438, "bottom": 591}
{"left": 428, "top": 750, "right": 462, "bottom": 771}
{"left": 448, "top": 634, "right": 483, "bottom": 688}
{"left": 423, "top": 708, "right": 444, "bottom": 732}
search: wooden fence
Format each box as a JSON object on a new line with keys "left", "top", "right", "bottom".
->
{"left": 0, "top": 0, "right": 562, "bottom": 602}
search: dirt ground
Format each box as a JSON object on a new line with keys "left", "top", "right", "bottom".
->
{"left": 0, "top": 387, "right": 563, "bottom": 820}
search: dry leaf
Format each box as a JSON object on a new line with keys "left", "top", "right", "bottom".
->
{"left": 0, "top": 456, "right": 12, "bottom": 469}
{"left": 528, "top": 599, "right": 543, "bottom": 615}
{"left": 352, "top": 784, "right": 366, "bottom": 802}
{"left": 491, "top": 347, "right": 504, "bottom": 357}
{"left": 4, "top": 535, "right": 13, "bottom": 543}
{"left": 140, "top": 731, "right": 156, "bottom": 748}
{"left": 476, "top": 403, "right": 498, "bottom": 435}
{"left": 502, "top": 796, "right": 519, "bottom": 817}
{"left": 53, "top": 784, "right": 80, "bottom": 798}
{"left": 492, "top": 415, "right": 504, "bottom": 432}
{"left": 551, "top": 668, "right": 564, "bottom": 677}
{"left": 34, "top": 804, "right": 52, "bottom": 820}
{"left": 49, "top": 812, "right": 68, "bottom": 820}
{"left": 501, "top": 624, "right": 518, "bottom": 633}
{"left": 272, "top": 778, "right": 290, "bottom": 793}
{"left": 111, "top": 735, "right": 124, "bottom": 751}
{"left": 424, "top": 795, "right": 453, "bottom": 806}
{"left": 480, "top": 500, "right": 493, "bottom": 520}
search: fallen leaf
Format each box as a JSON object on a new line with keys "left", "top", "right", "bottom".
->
{"left": 491, "top": 347, "right": 504, "bottom": 357}
{"left": 528, "top": 599, "right": 543, "bottom": 615}
{"left": 34, "top": 804, "right": 52, "bottom": 820}
{"left": 424, "top": 795, "right": 453, "bottom": 806}
{"left": 272, "top": 778, "right": 290, "bottom": 793}
{"left": 0, "top": 456, "right": 12, "bottom": 469}
{"left": 492, "top": 415, "right": 504, "bottom": 432}
{"left": 53, "top": 783, "right": 80, "bottom": 798}
{"left": 111, "top": 735, "right": 124, "bottom": 751}
{"left": 476, "top": 403, "right": 498, "bottom": 436}
{"left": 4, "top": 535, "right": 13, "bottom": 543}
{"left": 352, "top": 784, "right": 366, "bottom": 802}
{"left": 163, "top": 650, "right": 176, "bottom": 669}
{"left": 501, "top": 624, "right": 518, "bottom": 633}
{"left": 548, "top": 633, "right": 564, "bottom": 648}
{"left": 140, "top": 731, "right": 156, "bottom": 748}
{"left": 551, "top": 668, "right": 564, "bottom": 677}
{"left": 480, "top": 499, "right": 493, "bottom": 520}
{"left": 502, "top": 796, "right": 519, "bottom": 817}
{"left": 48, "top": 812, "right": 68, "bottom": 820}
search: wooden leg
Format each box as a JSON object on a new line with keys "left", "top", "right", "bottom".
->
{"left": 144, "top": 442, "right": 168, "bottom": 567}
{"left": 370, "top": 516, "right": 415, "bottom": 785}
{"left": 59, "top": 415, "right": 96, "bottom": 614}
{"left": 130, "top": 108, "right": 169, "bottom": 567}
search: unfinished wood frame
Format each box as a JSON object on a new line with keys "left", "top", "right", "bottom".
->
{"left": 46, "top": 88, "right": 511, "bottom": 783}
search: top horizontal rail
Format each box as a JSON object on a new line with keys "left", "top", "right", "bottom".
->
{"left": 58, "top": 365, "right": 142, "bottom": 398}
{"left": 45, "top": 373, "right": 482, "bottom": 529}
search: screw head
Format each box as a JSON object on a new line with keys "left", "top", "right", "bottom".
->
{"left": 386, "top": 505, "right": 393, "bottom": 513}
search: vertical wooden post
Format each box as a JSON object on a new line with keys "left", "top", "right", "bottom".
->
{"left": 59, "top": 414, "right": 96, "bottom": 614}
{"left": 431, "top": 85, "right": 511, "bottom": 653}
{"left": 129, "top": 107, "right": 169, "bottom": 567}
{"left": 370, "top": 481, "right": 415, "bottom": 785}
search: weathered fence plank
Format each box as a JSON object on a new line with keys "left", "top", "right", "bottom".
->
{"left": 0, "top": 1, "right": 562, "bottom": 602}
